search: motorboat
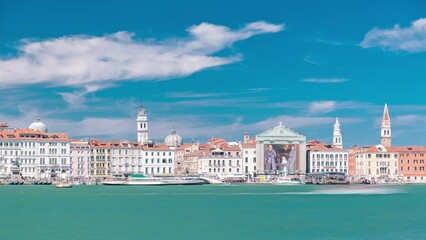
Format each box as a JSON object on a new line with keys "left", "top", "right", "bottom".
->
{"left": 103, "top": 174, "right": 206, "bottom": 186}
{"left": 56, "top": 182, "right": 73, "bottom": 188}
{"left": 276, "top": 176, "right": 301, "bottom": 185}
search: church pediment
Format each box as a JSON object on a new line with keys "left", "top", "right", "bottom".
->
{"left": 256, "top": 124, "right": 305, "bottom": 140}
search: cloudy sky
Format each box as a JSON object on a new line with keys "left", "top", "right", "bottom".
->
{"left": 1, "top": 0, "right": 426, "bottom": 146}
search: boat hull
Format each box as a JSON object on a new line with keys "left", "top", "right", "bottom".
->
{"left": 102, "top": 179, "right": 205, "bottom": 186}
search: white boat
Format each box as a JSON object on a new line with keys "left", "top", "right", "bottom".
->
{"left": 276, "top": 177, "right": 301, "bottom": 185}
{"left": 56, "top": 182, "right": 73, "bottom": 188}
{"left": 102, "top": 174, "right": 206, "bottom": 186}
{"left": 199, "top": 176, "right": 223, "bottom": 184}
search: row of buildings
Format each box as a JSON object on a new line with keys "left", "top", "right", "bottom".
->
{"left": 0, "top": 104, "right": 425, "bottom": 182}
{"left": 306, "top": 104, "right": 426, "bottom": 183}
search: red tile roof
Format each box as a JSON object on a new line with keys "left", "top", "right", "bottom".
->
{"left": 242, "top": 142, "right": 256, "bottom": 148}
{"left": 307, "top": 140, "right": 347, "bottom": 151}
{"left": 0, "top": 128, "right": 69, "bottom": 141}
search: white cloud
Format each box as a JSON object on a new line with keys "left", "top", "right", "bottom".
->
{"left": 303, "top": 78, "right": 349, "bottom": 83}
{"left": 360, "top": 18, "right": 426, "bottom": 52}
{"left": 0, "top": 21, "right": 283, "bottom": 102}
{"left": 308, "top": 101, "right": 337, "bottom": 114}
{"left": 307, "top": 100, "right": 373, "bottom": 115}
{"left": 393, "top": 114, "right": 426, "bottom": 127}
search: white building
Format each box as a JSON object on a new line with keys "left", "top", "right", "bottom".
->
{"left": 142, "top": 143, "right": 175, "bottom": 176}
{"left": 0, "top": 118, "right": 71, "bottom": 179}
{"left": 242, "top": 132, "right": 257, "bottom": 175}
{"left": 307, "top": 140, "right": 349, "bottom": 174}
{"left": 198, "top": 145, "right": 243, "bottom": 176}
{"left": 110, "top": 141, "right": 144, "bottom": 176}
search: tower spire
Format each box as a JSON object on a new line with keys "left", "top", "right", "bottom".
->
{"left": 333, "top": 117, "right": 342, "bottom": 149}
{"left": 381, "top": 103, "right": 391, "bottom": 147}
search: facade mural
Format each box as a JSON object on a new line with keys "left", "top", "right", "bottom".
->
{"left": 264, "top": 144, "right": 299, "bottom": 173}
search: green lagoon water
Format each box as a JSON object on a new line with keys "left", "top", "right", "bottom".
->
{"left": 0, "top": 184, "right": 425, "bottom": 240}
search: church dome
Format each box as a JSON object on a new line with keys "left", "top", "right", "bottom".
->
{"left": 164, "top": 127, "right": 183, "bottom": 148}
{"left": 28, "top": 117, "right": 48, "bottom": 133}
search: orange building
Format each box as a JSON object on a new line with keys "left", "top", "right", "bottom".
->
{"left": 397, "top": 146, "right": 426, "bottom": 182}
{"left": 347, "top": 146, "right": 361, "bottom": 177}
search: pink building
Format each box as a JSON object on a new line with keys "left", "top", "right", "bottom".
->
{"left": 70, "top": 140, "right": 91, "bottom": 179}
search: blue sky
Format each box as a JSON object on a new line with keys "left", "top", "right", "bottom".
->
{"left": 1, "top": 0, "right": 426, "bottom": 147}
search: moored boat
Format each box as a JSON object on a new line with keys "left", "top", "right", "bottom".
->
{"left": 56, "top": 182, "right": 73, "bottom": 188}
{"left": 275, "top": 176, "right": 302, "bottom": 185}
{"left": 103, "top": 174, "right": 206, "bottom": 186}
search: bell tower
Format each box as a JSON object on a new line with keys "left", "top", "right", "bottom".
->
{"left": 137, "top": 106, "right": 149, "bottom": 144}
{"left": 333, "top": 117, "right": 342, "bottom": 149}
{"left": 381, "top": 103, "right": 391, "bottom": 147}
